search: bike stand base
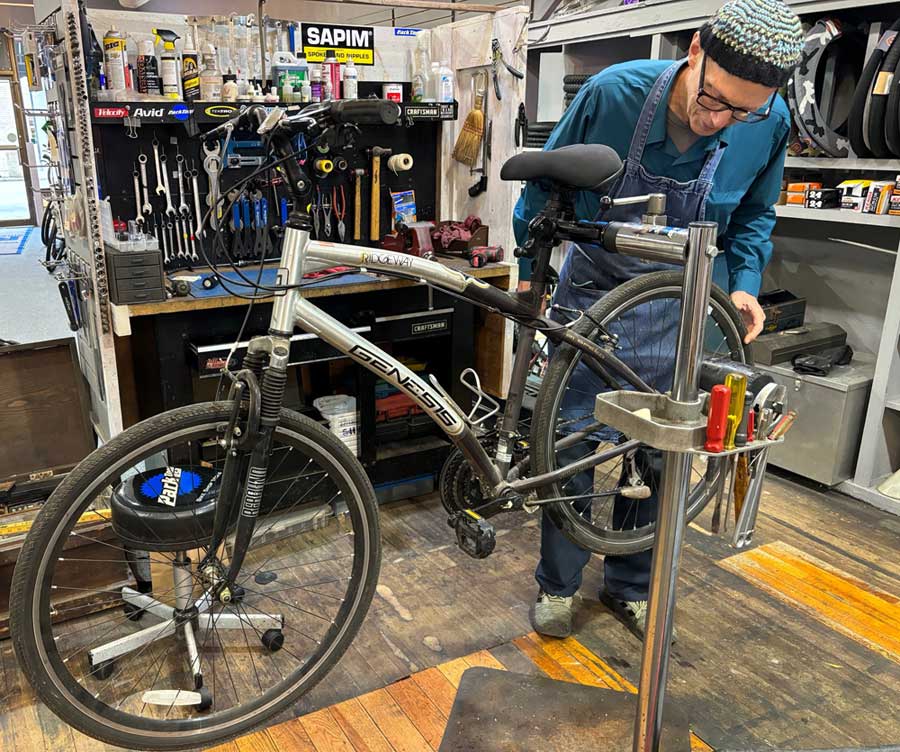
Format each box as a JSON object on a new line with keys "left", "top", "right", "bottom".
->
{"left": 438, "top": 667, "right": 691, "bottom": 752}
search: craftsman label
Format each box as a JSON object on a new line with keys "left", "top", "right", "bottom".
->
{"left": 205, "top": 104, "right": 238, "bottom": 118}
{"left": 394, "top": 28, "right": 421, "bottom": 36}
{"left": 411, "top": 320, "right": 448, "bottom": 334}
{"left": 93, "top": 105, "right": 129, "bottom": 119}
{"left": 301, "top": 23, "right": 375, "bottom": 65}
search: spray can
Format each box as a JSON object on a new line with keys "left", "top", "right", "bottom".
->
{"left": 103, "top": 26, "right": 127, "bottom": 92}
{"left": 323, "top": 49, "right": 341, "bottom": 100}
{"left": 181, "top": 33, "right": 200, "bottom": 101}
{"left": 153, "top": 29, "right": 181, "bottom": 99}
{"left": 309, "top": 64, "right": 322, "bottom": 103}
{"left": 136, "top": 39, "right": 162, "bottom": 95}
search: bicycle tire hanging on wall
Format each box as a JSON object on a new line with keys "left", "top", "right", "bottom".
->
{"left": 849, "top": 19, "right": 900, "bottom": 157}
{"left": 787, "top": 18, "right": 864, "bottom": 157}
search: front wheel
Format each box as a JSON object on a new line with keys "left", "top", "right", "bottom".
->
{"left": 531, "top": 271, "right": 748, "bottom": 555}
{"left": 11, "top": 402, "right": 380, "bottom": 751}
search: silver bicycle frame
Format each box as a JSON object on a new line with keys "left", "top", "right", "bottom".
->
{"left": 260, "top": 226, "right": 507, "bottom": 489}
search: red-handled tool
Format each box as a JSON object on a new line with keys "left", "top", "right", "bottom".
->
{"left": 705, "top": 384, "right": 731, "bottom": 452}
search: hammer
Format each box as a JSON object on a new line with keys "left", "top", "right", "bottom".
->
{"left": 353, "top": 168, "right": 365, "bottom": 241}
{"left": 369, "top": 146, "right": 392, "bottom": 241}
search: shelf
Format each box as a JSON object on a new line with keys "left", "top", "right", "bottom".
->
{"left": 90, "top": 100, "right": 457, "bottom": 126}
{"left": 775, "top": 205, "right": 900, "bottom": 228}
{"left": 784, "top": 157, "right": 900, "bottom": 172}
{"left": 885, "top": 397, "right": 900, "bottom": 413}
{"left": 837, "top": 479, "right": 900, "bottom": 517}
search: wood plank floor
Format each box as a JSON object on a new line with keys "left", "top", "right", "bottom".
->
{"left": 1, "top": 473, "right": 899, "bottom": 750}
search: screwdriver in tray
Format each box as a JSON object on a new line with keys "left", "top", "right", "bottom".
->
{"left": 723, "top": 373, "right": 747, "bottom": 451}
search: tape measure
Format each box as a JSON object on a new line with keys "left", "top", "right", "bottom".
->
{"left": 0, "top": 508, "right": 111, "bottom": 537}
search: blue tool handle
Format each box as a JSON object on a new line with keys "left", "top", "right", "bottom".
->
{"left": 242, "top": 197, "right": 251, "bottom": 229}
{"left": 232, "top": 201, "right": 241, "bottom": 229}
{"left": 280, "top": 197, "right": 288, "bottom": 224}
{"left": 254, "top": 198, "right": 262, "bottom": 228}
{"left": 261, "top": 197, "right": 269, "bottom": 225}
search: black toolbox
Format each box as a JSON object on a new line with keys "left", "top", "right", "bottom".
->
{"left": 758, "top": 289, "right": 806, "bottom": 333}
{"left": 105, "top": 246, "right": 165, "bottom": 304}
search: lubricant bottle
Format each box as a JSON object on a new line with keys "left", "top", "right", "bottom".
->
{"left": 343, "top": 59, "right": 358, "bottom": 99}
{"left": 153, "top": 29, "right": 181, "bottom": 99}
{"left": 323, "top": 49, "right": 341, "bottom": 100}
{"left": 135, "top": 38, "right": 162, "bottom": 95}
{"left": 103, "top": 26, "right": 127, "bottom": 92}
{"left": 199, "top": 43, "right": 223, "bottom": 100}
{"left": 181, "top": 33, "right": 200, "bottom": 101}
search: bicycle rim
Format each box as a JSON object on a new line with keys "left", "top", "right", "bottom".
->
{"left": 536, "top": 277, "right": 745, "bottom": 553}
{"left": 13, "top": 404, "right": 379, "bottom": 749}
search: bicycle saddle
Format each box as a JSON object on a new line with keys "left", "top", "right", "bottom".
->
{"left": 500, "top": 144, "right": 623, "bottom": 191}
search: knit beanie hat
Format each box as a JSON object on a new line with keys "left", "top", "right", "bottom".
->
{"left": 698, "top": 0, "right": 803, "bottom": 88}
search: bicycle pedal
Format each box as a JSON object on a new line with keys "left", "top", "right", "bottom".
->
{"left": 448, "top": 510, "right": 496, "bottom": 559}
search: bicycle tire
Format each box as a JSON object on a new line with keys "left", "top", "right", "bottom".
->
{"left": 530, "top": 271, "right": 747, "bottom": 555}
{"left": 41, "top": 205, "right": 53, "bottom": 247}
{"left": 11, "top": 401, "right": 381, "bottom": 751}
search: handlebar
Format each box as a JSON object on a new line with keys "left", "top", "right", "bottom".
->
{"left": 201, "top": 99, "right": 401, "bottom": 143}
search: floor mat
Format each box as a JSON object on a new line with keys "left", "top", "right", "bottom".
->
{"left": 0, "top": 226, "right": 34, "bottom": 255}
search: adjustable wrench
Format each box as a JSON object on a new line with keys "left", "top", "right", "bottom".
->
{"left": 138, "top": 154, "right": 152, "bottom": 215}
{"left": 152, "top": 138, "right": 165, "bottom": 196}
{"left": 176, "top": 153, "right": 189, "bottom": 216}
{"left": 202, "top": 141, "right": 223, "bottom": 230}
{"left": 132, "top": 167, "right": 144, "bottom": 226}
{"left": 159, "top": 152, "right": 176, "bottom": 216}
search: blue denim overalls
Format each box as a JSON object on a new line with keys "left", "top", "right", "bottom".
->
{"left": 536, "top": 59, "right": 727, "bottom": 601}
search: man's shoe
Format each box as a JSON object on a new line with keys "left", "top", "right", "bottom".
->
{"left": 598, "top": 590, "right": 677, "bottom": 643}
{"left": 530, "top": 590, "right": 575, "bottom": 638}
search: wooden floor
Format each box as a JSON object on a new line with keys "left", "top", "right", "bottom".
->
{"left": 2, "top": 472, "right": 899, "bottom": 750}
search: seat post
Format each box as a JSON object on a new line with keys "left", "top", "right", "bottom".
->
{"left": 528, "top": 190, "right": 569, "bottom": 301}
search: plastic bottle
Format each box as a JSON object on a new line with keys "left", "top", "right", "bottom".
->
{"left": 323, "top": 49, "right": 341, "bottom": 100}
{"left": 236, "top": 68, "right": 251, "bottom": 101}
{"left": 199, "top": 43, "right": 223, "bottom": 100}
{"left": 426, "top": 62, "right": 439, "bottom": 102}
{"left": 438, "top": 61, "right": 454, "bottom": 102}
{"left": 103, "top": 26, "right": 127, "bottom": 92}
{"left": 300, "top": 78, "right": 311, "bottom": 103}
{"left": 136, "top": 38, "right": 161, "bottom": 95}
{"left": 153, "top": 29, "right": 181, "bottom": 98}
{"left": 343, "top": 59, "right": 358, "bottom": 99}
{"left": 323, "top": 78, "right": 333, "bottom": 101}
{"left": 222, "top": 73, "right": 238, "bottom": 101}
{"left": 411, "top": 34, "right": 430, "bottom": 102}
{"left": 309, "top": 63, "right": 322, "bottom": 102}
{"left": 181, "top": 33, "right": 200, "bottom": 101}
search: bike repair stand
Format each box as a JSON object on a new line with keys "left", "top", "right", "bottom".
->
{"left": 438, "top": 222, "right": 720, "bottom": 752}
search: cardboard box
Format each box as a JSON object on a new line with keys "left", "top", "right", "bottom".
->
{"left": 805, "top": 187, "right": 840, "bottom": 209}
{"left": 787, "top": 181, "right": 822, "bottom": 193}
{"left": 785, "top": 192, "right": 807, "bottom": 205}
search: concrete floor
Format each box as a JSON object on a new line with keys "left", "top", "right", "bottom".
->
{"left": 0, "top": 225, "right": 72, "bottom": 344}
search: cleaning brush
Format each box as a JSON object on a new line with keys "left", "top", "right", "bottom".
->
{"left": 452, "top": 71, "right": 487, "bottom": 167}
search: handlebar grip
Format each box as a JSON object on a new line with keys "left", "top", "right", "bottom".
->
{"left": 328, "top": 99, "right": 400, "bottom": 126}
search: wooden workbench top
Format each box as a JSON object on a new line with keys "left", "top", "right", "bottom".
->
{"left": 118, "top": 257, "right": 515, "bottom": 319}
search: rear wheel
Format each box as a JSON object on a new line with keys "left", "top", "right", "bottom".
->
{"left": 11, "top": 402, "right": 380, "bottom": 751}
{"left": 531, "top": 271, "right": 748, "bottom": 555}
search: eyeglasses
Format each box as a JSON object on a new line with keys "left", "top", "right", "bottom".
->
{"left": 696, "top": 55, "right": 775, "bottom": 123}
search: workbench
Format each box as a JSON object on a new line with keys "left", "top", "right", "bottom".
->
{"left": 107, "top": 256, "right": 517, "bottom": 501}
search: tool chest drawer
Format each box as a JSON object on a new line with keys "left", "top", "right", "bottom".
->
{"left": 106, "top": 246, "right": 165, "bottom": 304}
{"left": 755, "top": 355, "right": 874, "bottom": 486}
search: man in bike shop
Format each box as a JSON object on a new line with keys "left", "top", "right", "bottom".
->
{"left": 513, "top": 0, "right": 804, "bottom": 639}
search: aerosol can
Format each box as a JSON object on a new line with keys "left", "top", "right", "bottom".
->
{"left": 136, "top": 39, "right": 162, "bottom": 95}
{"left": 103, "top": 26, "right": 128, "bottom": 92}
{"left": 153, "top": 29, "right": 181, "bottom": 99}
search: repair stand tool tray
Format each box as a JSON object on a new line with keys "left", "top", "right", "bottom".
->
{"left": 439, "top": 667, "right": 689, "bottom": 751}
{"left": 594, "top": 390, "right": 782, "bottom": 456}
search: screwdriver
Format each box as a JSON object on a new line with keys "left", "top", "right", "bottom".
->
{"left": 705, "top": 384, "right": 732, "bottom": 452}
{"left": 723, "top": 373, "right": 747, "bottom": 451}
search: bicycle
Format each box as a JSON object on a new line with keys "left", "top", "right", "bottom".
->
{"left": 11, "top": 99, "right": 754, "bottom": 750}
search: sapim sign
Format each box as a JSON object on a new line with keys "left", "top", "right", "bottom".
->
{"left": 301, "top": 23, "right": 375, "bottom": 65}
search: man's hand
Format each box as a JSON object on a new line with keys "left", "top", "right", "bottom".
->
{"left": 730, "top": 291, "right": 765, "bottom": 344}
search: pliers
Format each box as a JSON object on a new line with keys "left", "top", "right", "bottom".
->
{"left": 515, "top": 102, "right": 528, "bottom": 148}
{"left": 491, "top": 38, "right": 524, "bottom": 101}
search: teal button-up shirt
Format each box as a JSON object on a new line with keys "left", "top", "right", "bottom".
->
{"left": 513, "top": 59, "right": 790, "bottom": 296}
